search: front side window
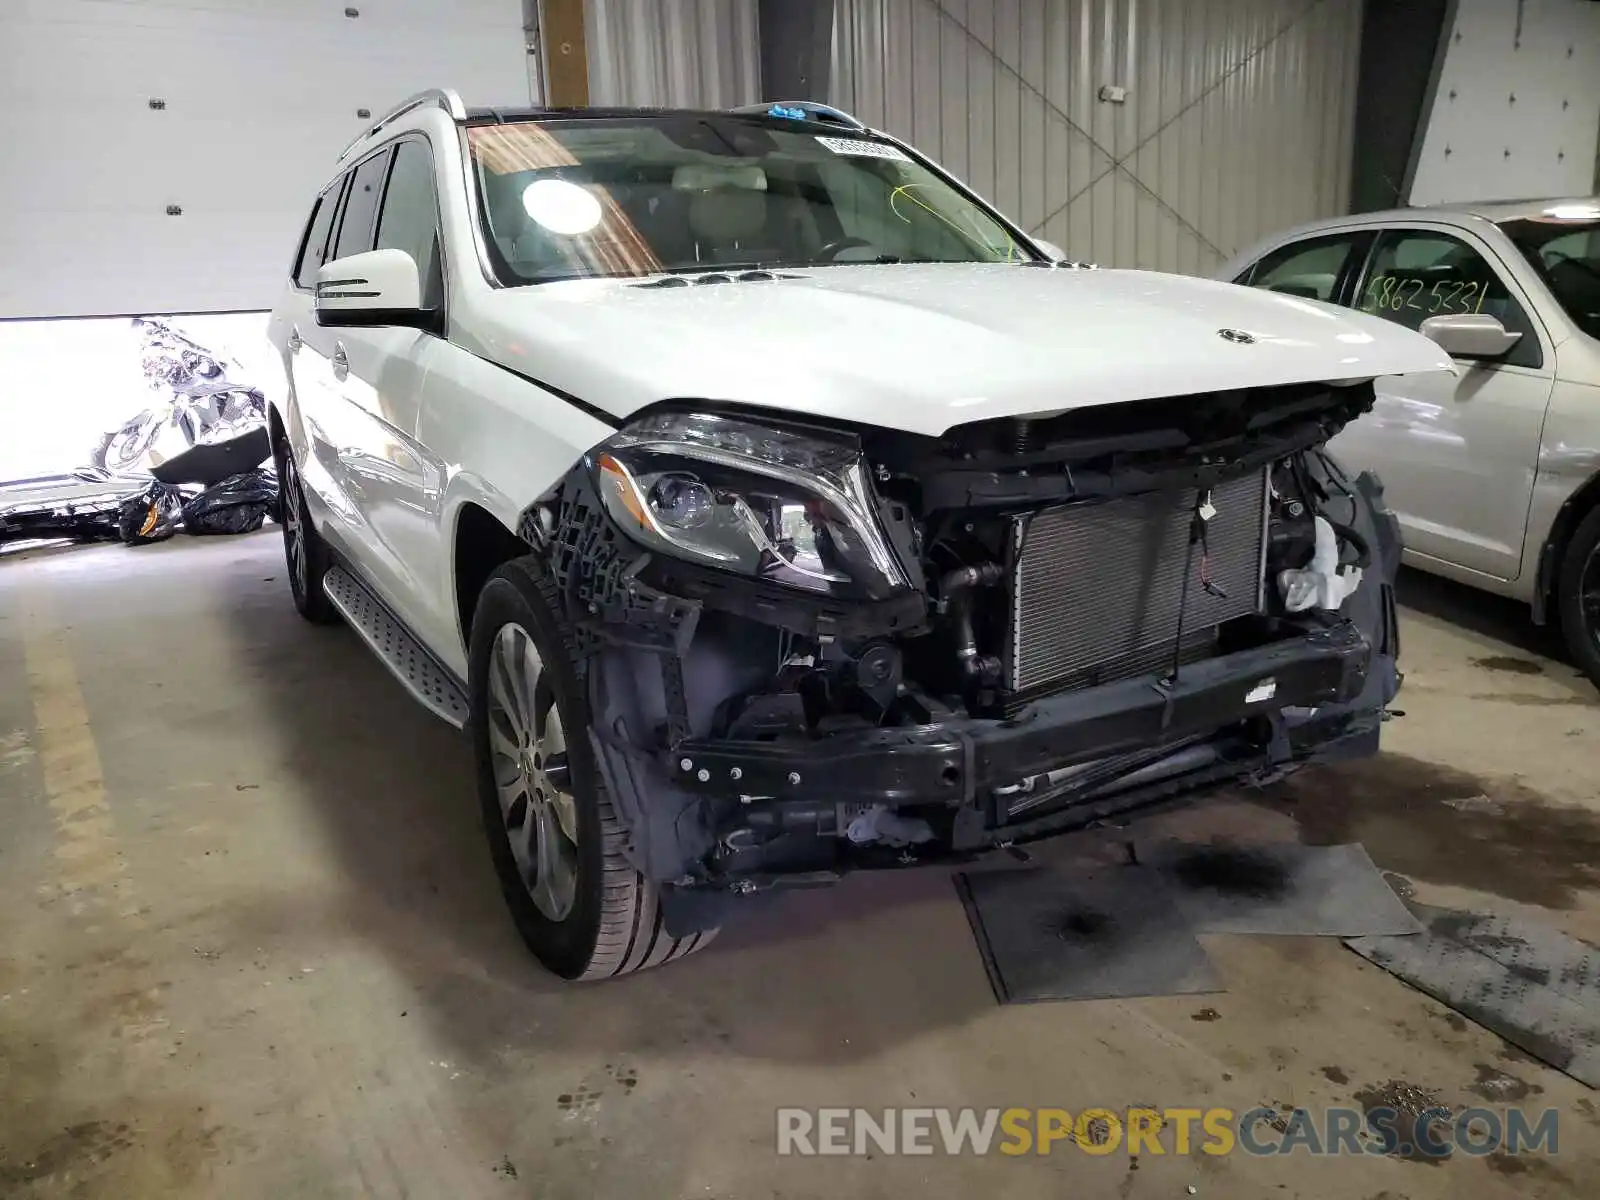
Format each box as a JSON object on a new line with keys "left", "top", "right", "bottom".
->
{"left": 376, "top": 139, "right": 444, "bottom": 309}
{"left": 1355, "top": 229, "right": 1541, "bottom": 369}
{"left": 1238, "top": 232, "right": 1363, "bottom": 302}
{"left": 1499, "top": 215, "right": 1600, "bottom": 342}
{"left": 465, "top": 115, "right": 1033, "bottom": 284}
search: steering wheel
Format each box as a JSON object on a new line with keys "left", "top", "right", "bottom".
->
{"left": 815, "top": 236, "right": 875, "bottom": 262}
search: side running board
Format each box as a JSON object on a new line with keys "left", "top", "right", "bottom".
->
{"left": 322, "top": 565, "right": 470, "bottom": 729}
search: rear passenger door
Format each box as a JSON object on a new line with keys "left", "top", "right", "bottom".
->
{"left": 271, "top": 173, "right": 346, "bottom": 515}
{"left": 1336, "top": 226, "right": 1554, "bottom": 580}
{"left": 314, "top": 137, "right": 447, "bottom": 628}
{"left": 291, "top": 146, "right": 393, "bottom": 568}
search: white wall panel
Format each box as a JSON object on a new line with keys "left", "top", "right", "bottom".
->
{"left": 0, "top": 0, "right": 529, "bottom": 318}
{"left": 585, "top": 0, "right": 760, "bottom": 108}
{"left": 1408, "top": 0, "right": 1600, "bottom": 207}
{"left": 831, "top": 0, "right": 1362, "bottom": 275}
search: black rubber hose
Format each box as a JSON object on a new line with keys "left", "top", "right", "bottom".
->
{"left": 939, "top": 562, "right": 1005, "bottom": 594}
{"left": 1323, "top": 515, "right": 1371, "bottom": 570}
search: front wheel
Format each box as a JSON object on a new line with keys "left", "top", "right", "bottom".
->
{"left": 1557, "top": 505, "right": 1600, "bottom": 692}
{"left": 468, "top": 558, "right": 715, "bottom": 980}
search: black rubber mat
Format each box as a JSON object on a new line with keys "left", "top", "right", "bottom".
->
{"left": 1348, "top": 905, "right": 1600, "bottom": 1088}
{"left": 1144, "top": 841, "right": 1422, "bottom": 937}
{"left": 955, "top": 866, "right": 1221, "bottom": 1003}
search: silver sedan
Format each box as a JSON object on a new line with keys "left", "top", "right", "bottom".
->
{"left": 1219, "top": 198, "right": 1600, "bottom": 689}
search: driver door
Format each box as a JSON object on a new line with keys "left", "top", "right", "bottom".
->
{"left": 1331, "top": 225, "right": 1556, "bottom": 581}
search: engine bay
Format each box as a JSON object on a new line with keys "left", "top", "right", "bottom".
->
{"left": 520, "top": 380, "right": 1400, "bottom": 896}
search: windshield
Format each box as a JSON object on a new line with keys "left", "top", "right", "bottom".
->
{"left": 466, "top": 114, "right": 1035, "bottom": 284}
{"left": 1499, "top": 213, "right": 1600, "bottom": 340}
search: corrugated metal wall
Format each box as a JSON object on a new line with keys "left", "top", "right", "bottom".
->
{"left": 585, "top": 0, "right": 761, "bottom": 107}
{"left": 831, "top": 0, "right": 1363, "bottom": 275}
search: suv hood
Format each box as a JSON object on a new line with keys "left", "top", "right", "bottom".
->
{"left": 471, "top": 263, "right": 1453, "bottom": 438}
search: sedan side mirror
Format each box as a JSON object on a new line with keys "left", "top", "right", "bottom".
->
{"left": 1417, "top": 312, "right": 1521, "bottom": 361}
{"left": 1032, "top": 238, "right": 1069, "bottom": 262}
{"left": 315, "top": 250, "right": 440, "bottom": 334}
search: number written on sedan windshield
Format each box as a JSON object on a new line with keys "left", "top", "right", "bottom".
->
{"left": 1360, "top": 275, "right": 1486, "bottom": 316}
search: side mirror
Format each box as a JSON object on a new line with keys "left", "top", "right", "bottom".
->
{"left": 315, "top": 250, "right": 439, "bottom": 333}
{"left": 1418, "top": 312, "right": 1521, "bottom": 361}
{"left": 1032, "top": 238, "right": 1069, "bottom": 262}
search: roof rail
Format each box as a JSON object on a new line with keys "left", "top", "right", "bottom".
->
{"left": 337, "top": 88, "right": 467, "bottom": 162}
{"left": 729, "top": 101, "right": 867, "bottom": 130}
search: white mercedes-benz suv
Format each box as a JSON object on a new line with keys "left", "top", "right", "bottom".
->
{"left": 267, "top": 89, "right": 1451, "bottom": 980}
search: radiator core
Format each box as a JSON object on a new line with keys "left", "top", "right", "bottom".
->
{"left": 1007, "top": 470, "right": 1268, "bottom": 698}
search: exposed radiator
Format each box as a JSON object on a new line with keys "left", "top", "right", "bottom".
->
{"left": 1007, "top": 470, "right": 1268, "bottom": 699}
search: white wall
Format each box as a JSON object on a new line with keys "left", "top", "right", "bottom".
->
{"left": 830, "top": 0, "right": 1364, "bottom": 276}
{"left": 1409, "top": 0, "right": 1600, "bottom": 207}
{"left": 585, "top": 0, "right": 760, "bottom": 107}
{"left": 0, "top": 0, "right": 530, "bottom": 318}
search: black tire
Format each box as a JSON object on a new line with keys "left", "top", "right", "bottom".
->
{"left": 275, "top": 439, "right": 338, "bottom": 625}
{"left": 468, "top": 557, "right": 715, "bottom": 980}
{"left": 1556, "top": 504, "right": 1600, "bottom": 692}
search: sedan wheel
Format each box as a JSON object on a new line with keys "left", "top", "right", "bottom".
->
{"left": 1557, "top": 504, "right": 1600, "bottom": 692}
{"left": 1580, "top": 544, "right": 1600, "bottom": 655}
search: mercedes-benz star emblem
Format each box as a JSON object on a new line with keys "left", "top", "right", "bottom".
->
{"left": 1217, "top": 328, "right": 1256, "bottom": 344}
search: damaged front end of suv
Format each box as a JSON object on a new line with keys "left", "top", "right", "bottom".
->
{"left": 518, "top": 381, "right": 1402, "bottom": 930}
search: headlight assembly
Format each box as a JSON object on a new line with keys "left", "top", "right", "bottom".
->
{"left": 592, "top": 412, "right": 907, "bottom": 599}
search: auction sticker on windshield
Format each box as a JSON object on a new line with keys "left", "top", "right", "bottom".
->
{"left": 816, "top": 136, "right": 911, "bottom": 161}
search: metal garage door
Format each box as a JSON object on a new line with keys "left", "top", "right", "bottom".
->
{"left": 0, "top": 0, "right": 532, "bottom": 319}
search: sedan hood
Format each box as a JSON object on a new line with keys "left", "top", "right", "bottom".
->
{"left": 471, "top": 264, "right": 1453, "bottom": 438}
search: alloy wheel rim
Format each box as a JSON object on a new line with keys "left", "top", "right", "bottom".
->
{"left": 487, "top": 622, "right": 579, "bottom": 921}
{"left": 283, "top": 458, "right": 307, "bottom": 596}
{"left": 1583, "top": 543, "right": 1600, "bottom": 653}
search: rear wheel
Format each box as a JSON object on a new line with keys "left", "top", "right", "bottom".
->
{"left": 276, "top": 441, "right": 337, "bottom": 625}
{"left": 468, "top": 558, "right": 715, "bottom": 980}
{"left": 1557, "top": 504, "right": 1600, "bottom": 692}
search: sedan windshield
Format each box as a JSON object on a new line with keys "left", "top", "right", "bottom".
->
{"left": 1499, "top": 213, "right": 1600, "bottom": 340}
{"left": 466, "top": 114, "right": 1035, "bottom": 284}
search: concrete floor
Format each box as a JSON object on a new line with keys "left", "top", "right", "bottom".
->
{"left": 2, "top": 531, "right": 1599, "bottom": 1199}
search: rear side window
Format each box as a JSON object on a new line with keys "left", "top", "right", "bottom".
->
{"left": 1237, "top": 233, "right": 1363, "bottom": 302}
{"left": 1356, "top": 229, "right": 1542, "bottom": 369}
{"left": 293, "top": 182, "right": 342, "bottom": 288}
{"left": 331, "top": 148, "right": 394, "bottom": 262}
{"left": 375, "top": 140, "right": 444, "bottom": 310}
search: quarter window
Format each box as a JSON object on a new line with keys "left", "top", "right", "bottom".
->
{"left": 1356, "top": 230, "right": 1540, "bottom": 369}
{"left": 332, "top": 149, "right": 394, "bottom": 263}
{"left": 375, "top": 140, "right": 444, "bottom": 310}
{"left": 1237, "top": 233, "right": 1362, "bottom": 302}
{"left": 293, "top": 181, "right": 343, "bottom": 289}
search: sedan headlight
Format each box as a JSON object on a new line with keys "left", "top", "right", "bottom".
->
{"left": 592, "top": 412, "right": 907, "bottom": 599}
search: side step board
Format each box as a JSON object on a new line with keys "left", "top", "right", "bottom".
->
{"left": 322, "top": 565, "right": 470, "bottom": 729}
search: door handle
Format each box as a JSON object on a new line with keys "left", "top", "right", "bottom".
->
{"left": 286, "top": 326, "right": 302, "bottom": 354}
{"left": 331, "top": 342, "right": 349, "bottom": 381}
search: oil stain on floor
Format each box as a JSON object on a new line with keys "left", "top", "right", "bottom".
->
{"left": 1247, "top": 753, "right": 1600, "bottom": 909}
{"left": 1471, "top": 656, "right": 1545, "bottom": 676}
